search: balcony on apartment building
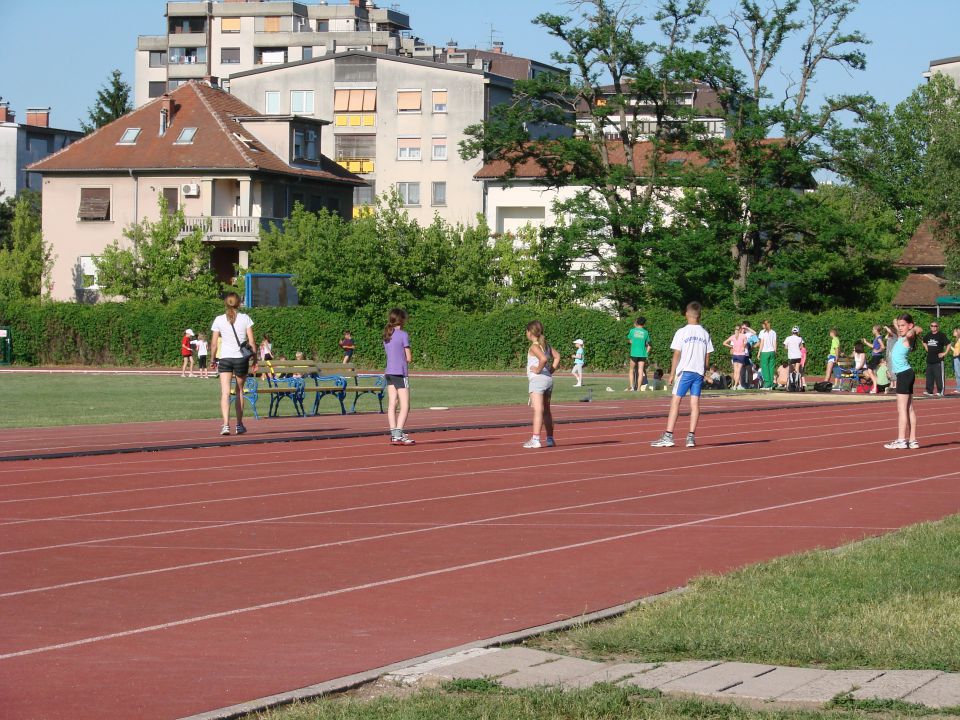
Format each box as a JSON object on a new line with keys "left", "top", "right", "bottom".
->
{"left": 181, "top": 216, "right": 284, "bottom": 242}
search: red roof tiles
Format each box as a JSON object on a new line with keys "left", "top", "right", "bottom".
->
{"left": 892, "top": 273, "right": 946, "bottom": 308}
{"left": 30, "top": 81, "right": 363, "bottom": 186}
{"left": 897, "top": 222, "right": 947, "bottom": 268}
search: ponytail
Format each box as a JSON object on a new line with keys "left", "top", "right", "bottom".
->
{"left": 224, "top": 292, "right": 241, "bottom": 323}
{"left": 526, "top": 320, "right": 547, "bottom": 351}
{"left": 383, "top": 308, "right": 408, "bottom": 343}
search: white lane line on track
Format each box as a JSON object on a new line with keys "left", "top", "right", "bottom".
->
{"left": 0, "top": 411, "right": 934, "bottom": 530}
{"left": 2, "top": 437, "right": 955, "bottom": 598}
{"left": 2, "top": 461, "right": 956, "bottom": 661}
{"left": 0, "top": 407, "right": 897, "bottom": 504}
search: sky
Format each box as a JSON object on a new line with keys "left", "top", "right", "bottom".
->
{"left": 0, "top": 0, "right": 958, "bottom": 130}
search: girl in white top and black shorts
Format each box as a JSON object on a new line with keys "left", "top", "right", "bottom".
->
{"left": 209, "top": 292, "right": 258, "bottom": 436}
{"left": 524, "top": 320, "right": 561, "bottom": 449}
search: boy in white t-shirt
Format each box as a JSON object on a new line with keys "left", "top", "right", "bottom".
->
{"left": 651, "top": 302, "right": 714, "bottom": 448}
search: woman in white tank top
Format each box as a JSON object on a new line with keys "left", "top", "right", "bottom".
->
{"left": 524, "top": 320, "right": 561, "bottom": 449}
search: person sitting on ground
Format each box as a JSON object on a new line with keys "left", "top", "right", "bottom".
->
{"left": 774, "top": 362, "right": 789, "bottom": 390}
{"left": 703, "top": 364, "right": 723, "bottom": 389}
{"left": 649, "top": 367, "right": 666, "bottom": 391}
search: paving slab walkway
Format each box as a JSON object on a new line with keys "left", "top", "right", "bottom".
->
{"left": 387, "top": 647, "right": 960, "bottom": 710}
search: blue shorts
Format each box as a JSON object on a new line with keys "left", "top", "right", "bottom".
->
{"left": 673, "top": 371, "right": 704, "bottom": 398}
{"left": 827, "top": 355, "right": 837, "bottom": 362}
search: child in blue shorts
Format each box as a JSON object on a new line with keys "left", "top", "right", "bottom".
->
{"left": 651, "top": 302, "right": 714, "bottom": 448}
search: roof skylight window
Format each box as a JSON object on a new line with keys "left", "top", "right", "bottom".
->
{"left": 118, "top": 128, "right": 141, "bottom": 145}
{"left": 174, "top": 127, "right": 198, "bottom": 145}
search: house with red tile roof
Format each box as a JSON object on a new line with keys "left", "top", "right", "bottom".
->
{"left": 29, "top": 80, "right": 365, "bottom": 301}
{"left": 893, "top": 222, "right": 951, "bottom": 313}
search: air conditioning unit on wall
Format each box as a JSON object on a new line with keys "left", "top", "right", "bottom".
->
{"left": 181, "top": 183, "right": 201, "bottom": 197}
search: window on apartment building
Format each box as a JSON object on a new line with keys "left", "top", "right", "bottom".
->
{"left": 118, "top": 128, "right": 141, "bottom": 145}
{"left": 397, "top": 90, "right": 422, "bottom": 113}
{"left": 169, "top": 47, "right": 207, "bottom": 65}
{"left": 397, "top": 137, "right": 421, "bottom": 160}
{"left": 431, "top": 181, "right": 447, "bottom": 207}
{"left": 316, "top": 20, "right": 329, "bottom": 32}
{"left": 149, "top": 51, "right": 167, "bottom": 68}
{"left": 292, "top": 129, "right": 319, "bottom": 161}
{"left": 290, "top": 91, "right": 315, "bottom": 114}
{"left": 334, "top": 89, "right": 376, "bottom": 112}
{"left": 221, "top": 47, "right": 241, "bottom": 64}
{"left": 175, "top": 127, "right": 198, "bottom": 145}
{"left": 167, "top": 80, "right": 186, "bottom": 91}
{"left": 396, "top": 182, "right": 420, "bottom": 207}
{"left": 169, "top": 17, "right": 206, "bottom": 34}
{"left": 263, "top": 16, "right": 281, "bottom": 32}
{"left": 149, "top": 81, "right": 166, "bottom": 98}
{"left": 258, "top": 48, "right": 288, "bottom": 65}
{"left": 221, "top": 17, "right": 241, "bottom": 33}
{"left": 302, "top": 46, "right": 314, "bottom": 60}
{"left": 78, "top": 188, "right": 111, "bottom": 222}
{"left": 432, "top": 90, "right": 448, "bottom": 113}
{"left": 306, "top": 129, "right": 318, "bottom": 160}
{"left": 354, "top": 181, "right": 375, "bottom": 207}
{"left": 334, "top": 55, "right": 377, "bottom": 82}
{"left": 265, "top": 91, "right": 280, "bottom": 114}
{"left": 432, "top": 137, "right": 447, "bottom": 160}
{"left": 162, "top": 187, "right": 179, "bottom": 214}
{"left": 293, "top": 130, "right": 305, "bottom": 160}
{"left": 77, "top": 256, "right": 100, "bottom": 290}
{"left": 335, "top": 135, "right": 376, "bottom": 173}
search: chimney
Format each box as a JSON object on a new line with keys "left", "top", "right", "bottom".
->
{"left": 446, "top": 39, "right": 458, "bottom": 51}
{"left": 490, "top": 41, "right": 504, "bottom": 54}
{"left": 159, "top": 95, "right": 176, "bottom": 135}
{"left": 350, "top": 0, "right": 368, "bottom": 7}
{"left": 26, "top": 107, "right": 51, "bottom": 127}
{"left": 0, "top": 102, "right": 13, "bottom": 123}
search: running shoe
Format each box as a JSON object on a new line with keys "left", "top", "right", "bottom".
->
{"left": 883, "top": 439, "right": 908, "bottom": 450}
{"left": 220, "top": 424, "right": 231, "bottom": 436}
{"left": 651, "top": 434, "right": 675, "bottom": 448}
{"left": 923, "top": 392, "right": 932, "bottom": 397}
{"left": 523, "top": 438, "right": 542, "bottom": 449}
{"left": 391, "top": 434, "right": 416, "bottom": 446}
{"left": 686, "top": 433, "right": 696, "bottom": 448}
{"left": 235, "top": 423, "right": 247, "bottom": 435}
{"left": 908, "top": 440, "right": 920, "bottom": 449}
{"left": 545, "top": 437, "right": 556, "bottom": 447}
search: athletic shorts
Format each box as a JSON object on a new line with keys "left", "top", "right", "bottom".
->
{"left": 731, "top": 354, "right": 749, "bottom": 364}
{"left": 673, "top": 371, "right": 704, "bottom": 398}
{"left": 528, "top": 374, "right": 554, "bottom": 395}
{"left": 198, "top": 356, "right": 207, "bottom": 369}
{"left": 343, "top": 350, "right": 354, "bottom": 359}
{"left": 867, "top": 355, "right": 882, "bottom": 371}
{"left": 385, "top": 374, "right": 409, "bottom": 389}
{"left": 217, "top": 357, "right": 251, "bottom": 376}
{"left": 895, "top": 369, "right": 915, "bottom": 395}
{"left": 630, "top": 356, "right": 648, "bottom": 363}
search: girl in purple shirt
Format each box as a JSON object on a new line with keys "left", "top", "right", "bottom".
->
{"left": 383, "top": 308, "right": 415, "bottom": 445}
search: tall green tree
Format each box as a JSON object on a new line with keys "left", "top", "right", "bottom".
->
{"left": 94, "top": 196, "right": 219, "bottom": 302}
{"left": 80, "top": 69, "right": 133, "bottom": 134}
{"left": 0, "top": 194, "right": 54, "bottom": 298}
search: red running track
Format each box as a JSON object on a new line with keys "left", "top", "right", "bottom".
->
{"left": 1, "top": 399, "right": 959, "bottom": 719}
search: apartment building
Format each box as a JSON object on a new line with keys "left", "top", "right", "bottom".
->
{"left": 135, "top": 0, "right": 414, "bottom": 106}
{"left": 0, "top": 103, "right": 81, "bottom": 197}
{"left": 229, "top": 50, "right": 519, "bottom": 225}
{"left": 924, "top": 55, "right": 960, "bottom": 85}
{"left": 29, "top": 81, "right": 363, "bottom": 301}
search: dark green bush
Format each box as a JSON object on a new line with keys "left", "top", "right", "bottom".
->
{"left": 0, "top": 299, "right": 939, "bottom": 374}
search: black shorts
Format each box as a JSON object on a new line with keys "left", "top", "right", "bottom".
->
{"left": 895, "top": 369, "right": 915, "bottom": 395}
{"left": 217, "top": 357, "right": 251, "bottom": 376}
{"left": 867, "top": 355, "right": 882, "bottom": 371}
{"left": 385, "top": 374, "right": 409, "bottom": 389}
{"left": 343, "top": 350, "right": 354, "bottom": 359}
{"left": 630, "top": 356, "right": 648, "bottom": 363}
{"left": 198, "top": 356, "right": 207, "bottom": 369}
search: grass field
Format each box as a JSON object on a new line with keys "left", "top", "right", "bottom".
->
{"left": 532, "top": 517, "right": 960, "bottom": 672}
{"left": 0, "top": 372, "right": 662, "bottom": 428}
{"left": 251, "top": 682, "right": 947, "bottom": 720}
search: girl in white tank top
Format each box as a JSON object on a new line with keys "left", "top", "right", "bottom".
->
{"left": 524, "top": 320, "right": 561, "bottom": 449}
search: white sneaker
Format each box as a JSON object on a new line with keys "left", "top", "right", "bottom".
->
{"left": 651, "top": 434, "right": 675, "bottom": 448}
{"left": 908, "top": 440, "right": 920, "bottom": 449}
{"left": 545, "top": 437, "right": 556, "bottom": 447}
{"left": 220, "top": 425, "right": 231, "bottom": 436}
{"left": 523, "top": 438, "right": 542, "bottom": 449}
{"left": 686, "top": 434, "right": 696, "bottom": 448}
{"left": 883, "top": 439, "right": 908, "bottom": 450}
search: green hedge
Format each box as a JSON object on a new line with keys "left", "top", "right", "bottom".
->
{"left": 0, "top": 298, "right": 942, "bottom": 374}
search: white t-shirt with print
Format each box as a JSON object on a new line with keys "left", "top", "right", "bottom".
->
{"left": 758, "top": 329, "right": 777, "bottom": 353}
{"left": 670, "top": 324, "right": 714, "bottom": 375}
{"left": 211, "top": 313, "right": 254, "bottom": 359}
{"left": 783, "top": 334, "right": 804, "bottom": 360}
